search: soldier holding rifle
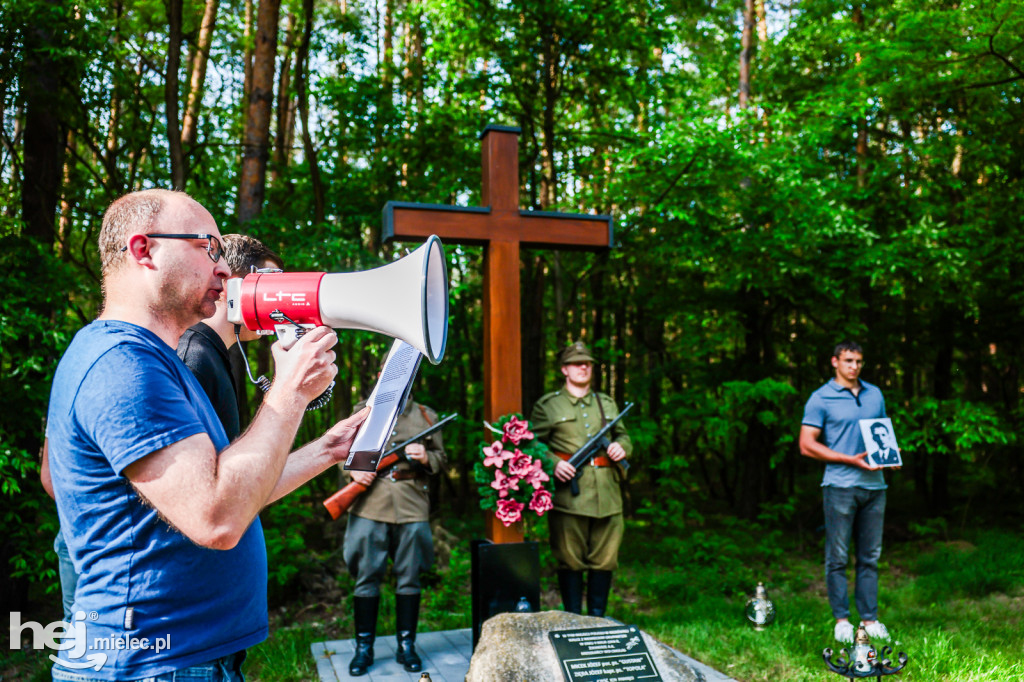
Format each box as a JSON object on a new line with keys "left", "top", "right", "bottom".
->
{"left": 530, "top": 341, "right": 633, "bottom": 618}
{"left": 339, "top": 397, "right": 448, "bottom": 676}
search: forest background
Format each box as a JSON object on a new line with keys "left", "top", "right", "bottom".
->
{"left": 1, "top": 0, "right": 1022, "bottom": 676}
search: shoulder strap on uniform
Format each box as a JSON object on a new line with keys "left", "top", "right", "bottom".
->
{"left": 595, "top": 392, "right": 608, "bottom": 428}
{"left": 418, "top": 403, "right": 435, "bottom": 426}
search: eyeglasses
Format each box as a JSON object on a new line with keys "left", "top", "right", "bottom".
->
{"left": 121, "top": 233, "right": 223, "bottom": 263}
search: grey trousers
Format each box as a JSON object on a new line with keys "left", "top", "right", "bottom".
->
{"left": 823, "top": 486, "right": 886, "bottom": 621}
{"left": 344, "top": 516, "right": 433, "bottom": 597}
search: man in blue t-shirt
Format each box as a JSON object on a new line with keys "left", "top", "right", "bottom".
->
{"left": 46, "top": 189, "right": 368, "bottom": 682}
{"left": 799, "top": 340, "right": 900, "bottom": 646}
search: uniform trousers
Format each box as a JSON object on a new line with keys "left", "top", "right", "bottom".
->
{"left": 549, "top": 511, "right": 624, "bottom": 572}
{"left": 344, "top": 516, "right": 433, "bottom": 597}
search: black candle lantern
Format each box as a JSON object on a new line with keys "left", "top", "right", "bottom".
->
{"left": 823, "top": 624, "right": 908, "bottom": 679}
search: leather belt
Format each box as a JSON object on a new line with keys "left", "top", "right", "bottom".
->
{"left": 383, "top": 468, "right": 423, "bottom": 481}
{"left": 555, "top": 451, "right": 613, "bottom": 467}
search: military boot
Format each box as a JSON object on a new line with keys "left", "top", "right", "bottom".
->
{"left": 587, "top": 570, "right": 613, "bottom": 617}
{"left": 348, "top": 595, "right": 378, "bottom": 677}
{"left": 557, "top": 569, "right": 584, "bottom": 614}
{"left": 395, "top": 593, "right": 423, "bottom": 672}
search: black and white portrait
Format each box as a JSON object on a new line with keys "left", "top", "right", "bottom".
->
{"left": 859, "top": 418, "right": 902, "bottom": 467}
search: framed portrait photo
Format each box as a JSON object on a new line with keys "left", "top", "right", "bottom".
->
{"left": 859, "top": 418, "right": 902, "bottom": 468}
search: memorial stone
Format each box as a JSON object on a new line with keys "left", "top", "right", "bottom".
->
{"left": 466, "top": 612, "right": 705, "bottom": 682}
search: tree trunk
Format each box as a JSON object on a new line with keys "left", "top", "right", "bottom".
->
{"left": 0, "top": 107, "right": 21, "bottom": 217}
{"left": 521, "top": 254, "right": 546, "bottom": 412}
{"left": 852, "top": 5, "right": 867, "bottom": 190}
{"left": 931, "top": 307, "right": 955, "bottom": 513}
{"left": 103, "top": 0, "right": 124, "bottom": 191}
{"left": 409, "top": 2, "right": 424, "bottom": 116}
{"left": 367, "top": 0, "right": 395, "bottom": 250}
{"left": 243, "top": 0, "right": 255, "bottom": 98}
{"left": 237, "top": 0, "right": 282, "bottom": 224}
{"left": 21, "top": 9, "right": 67, "bottom": 248}
{"left": 591, "top": 252, "right": 608, "bottom": 393}
{"left": 271, "top": 10, "right": 298, "bottom": 184}
{"left": 739, "top": 0, "right": 755, "bottom": 109}
{"left": 539, "top": 17, "right": 558, "bottom": 210}
{"left": 57, "top": 129, "right": 75, "bottom": 260}
{"left": 165, "top": 0, "right": 185, "bottom": 190}
{"left": 296, "top": 0, "right": 324, "bottom": 223}
{"left": 181, "top": 0, "right": 219, "bottom": 153}
{"left": 9, "top": 0, "right": 75, "bottom": 616}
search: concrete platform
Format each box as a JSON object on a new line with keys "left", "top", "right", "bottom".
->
{"left": 312, "top": 628, "right": 737, "bottom": 682}
{"left": 312, "top": 629, "right": 473, "bottom": 682}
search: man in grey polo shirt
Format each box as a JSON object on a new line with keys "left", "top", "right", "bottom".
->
{"left": 799, "top": 341, "right": 896, "bottom": 644}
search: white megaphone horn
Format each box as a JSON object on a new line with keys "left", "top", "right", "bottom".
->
{"left": 226, "top": 235, "right": 449, "bottom": 364}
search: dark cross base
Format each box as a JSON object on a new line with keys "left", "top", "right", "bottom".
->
{"left": 469, "top": 539, "right": 540, "bottom": 649}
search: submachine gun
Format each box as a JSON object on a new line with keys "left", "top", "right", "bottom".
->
{"left": 565, "top": 402, "right": 634, "bottom": 496}
{"left": 322, "top": 413, "right": 458, "bottom": 520}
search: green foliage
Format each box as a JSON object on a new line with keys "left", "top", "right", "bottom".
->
{"left": 261, "top": 488, "right": 318, "bottom": 595}
{"left": 4, "top": 0, "right": 1024, "bottom": 648}
{"left": 902, "top": 399, "right": 1016, "bottom": 464}
{"left": 0, "top": 236, "right": 82, "bottom": 589}
{"left": 420, "top": 541, "right": 473, "bottom": 630}
{"left": 908, "top": 516, "right": 949, "bottom": 542}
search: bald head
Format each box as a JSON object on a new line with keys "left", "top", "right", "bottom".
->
{"left": 97, "top": 190, "right": 230, "bottom": 344}
{"left": 99, "top": 189, "right": 193, "bottom": 277}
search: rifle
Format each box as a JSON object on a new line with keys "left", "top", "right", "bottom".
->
{"left": 565, "top": 402, "right": 634, "bottom": 496}
{"left": 322, "top": 413, "right": 458, "bottom": 520}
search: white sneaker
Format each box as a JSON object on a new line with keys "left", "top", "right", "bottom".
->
{"left": 834, "top": 621, "right": 854, "bottom": 643}
{"left": 861, "top": 621, "right": 891, "bottom": 640}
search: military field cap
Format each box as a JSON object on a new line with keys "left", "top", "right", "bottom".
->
{"left": 560, "top": 341, "right": 595, "bottom": 365}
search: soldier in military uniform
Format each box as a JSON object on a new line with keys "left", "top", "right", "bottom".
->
{"left": 342, "top": 397, "right": 447, "bottom": 676}
{"left": 530, "top": 341, "right": 632, "bottom": 617}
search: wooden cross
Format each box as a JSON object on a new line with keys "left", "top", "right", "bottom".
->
{"left": 383, "top": 125, "right": 614, "bottom": 422}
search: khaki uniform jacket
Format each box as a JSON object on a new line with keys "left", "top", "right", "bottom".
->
{"left": 346, "top": 399, "right": 447, "bottom": 524}
{"left": 530, "top": 389, "right": 632, "bottom": 518}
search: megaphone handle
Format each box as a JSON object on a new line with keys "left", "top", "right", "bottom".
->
{"left": 270, "top": 310, "right": 315, "bottom": 350}
{"left": 234, "top": 327, "right": 333, "bottom": 412}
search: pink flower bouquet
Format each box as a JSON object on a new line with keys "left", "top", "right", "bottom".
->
{"left": 474, "top": 414, "right": 554, "bottom": 527}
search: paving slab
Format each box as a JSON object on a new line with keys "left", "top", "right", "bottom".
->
{"left": 313, "top": 629, "right": 472, "bottom": 682}
{"left": 313, "top": 627, "right": 737, "bottom": 682}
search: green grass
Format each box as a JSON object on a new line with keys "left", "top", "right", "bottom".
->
{"left": 609, "top": 523, "right": 1024, "bottom": 682}
{"left": 7, "top": 520, "right": 1023, "bottom": 681}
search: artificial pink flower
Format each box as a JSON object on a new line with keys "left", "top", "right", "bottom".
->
{"left": 496, "top": 498, "right": 525, "bottom": 526}
{"left": 482, "top": 441, "right": 510, "bottom": 468}
{"left": 528, "top": 488, "right": 554, "bottom": 516}
{"left": 507, "top": 451, "right": 534, "bottom": 478}
{"left": 502, "top": 416, "right": 534, "bottom": 445}
{"left": 522, "top": 459, "right": 551, "bottom": 488}
{"left": 490, "top": 469, "right": 520, "bottom": 498}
